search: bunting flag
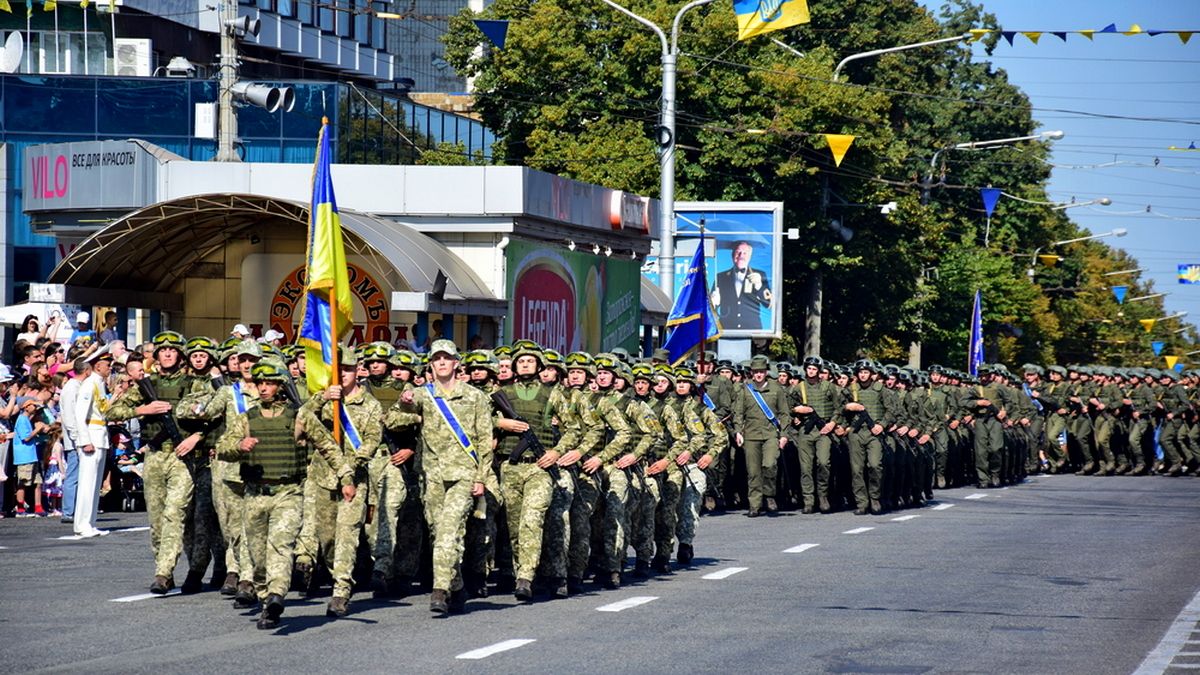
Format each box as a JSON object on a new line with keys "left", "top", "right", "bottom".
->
{"left": 1151, "top": 341, "right": 1165, "bottom": 356}
{"left": 1051, "top": 31, "right": 1067, "bottom": 41}
{"left": 43, "top": 0, "right": 54, "bottom": 9}
{"left": 1165, "top": 355, "right": 1179, "bottom": 369}
{"left": 824, "top": 134, "right": 854, "bottom": 167}
{"left": 661, "top": 231, "right": 722, "bottom": 366}
{"left": 1168, "top": 142, "right": 1199, "bottom": 151}
{"left": 1038, "top": 254, "right": 1061, "bottom": 267}
{"left": 1123, "top": 24, "right": 1143, "bottom": 36}
{"left": 1111, "top": 286, "right": 1127, "bottom": 304}
{"left": 733, "top": 0, "right": 810, "bottom": 41}
{"left": 1174, "top": 362, "right": 1185, "bottom": 373}
{"left": 1139, "top": 318, "right": 1157, "bottom": 332}
{"left": 0, "top": 2, "right": 10, "bottom": 13}
{"left": 980, "top": 187, "right": 1002, "bottom": 217}
{"left": 968, "top": 290, "right": 984, "bottom": 376}
{"left": 472, "top": 19, "right": 509, "bottom": 49}
{"left": 1178, "top": 264, "right": 1200, "bottom": 284}
{"left": 298, "top": 117, "right": 354, "bottom": 395}
{"left": 1022, "top": 31, "right": 1042, "bottom": 44}
{"left": 970, "top": 23, "right": 1195, "bottom": 45}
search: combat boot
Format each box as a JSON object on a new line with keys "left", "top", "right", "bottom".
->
{"left": 632, "top": 559, "right": 651, "bottom": 579}
{"left": 870, "top": 499, "right": 884, "bottom": 515}
{"left": 233, "top": 581, "right": 257, "bottom": 608}
{"left": 936, "top": 476, "right": 946, "bottom": 489}
{"left": 765, "top": 497, "right": 778, "bottom": 513}
{"left": 150, "top": 575, "right": 175, "bottom": 595}
{"left": 371, "top": 570, "right": 389, "bottom": 599}
{"left": 257, "top": 594, "right": 284, "bottom": 630}
{"left": 603, "top": 572, "right": 621, "bottom": 590}
{"left": 389, "top": 574, "right": 412, "bottom": 599}
{"left": 818, "top": 495, "right": 831, "bottom": 513}
{"left": 219, "top": 572, "right": 239, "bottom": 596}
{"left": 429, "top": 589, "right": 449, "bottom": 614}
{"left": 293, "top": 561, "right": 314, "bottom": 597}
{"left": 567, "top": 576, "right": 585, "bottom": 594}
{"left": 651, "top": 556, "right": 672, "bottom": 574}
{"left": 1131, "top": 463, "right": 1147, "bottom": 476}
{"left": 209, "top": 565, "right": 228, "bottom": 591}
{"left": 854, "top": 507, "right": 869, "bottom": 516}
{"left": 703, "top": 496, "right": 716, "bottom": 512}
{"left": 677, "top": 543, "right": 694, "bottom": 566}
{"left": 514, "top": 579, "right": 534, "bottom": 602}
{"left": 549, "top": 577, "right": 569, "bottom": 599}
{"left": 1076, "top": 461, "right": 1095, "bottom": 475}
{"left": 325, "top": 596, "right": 349, "bottom": 618}
{"left": 801, "top": 504, "right": 815, "bottom": 514}
{"left": 449, "top": 587, "right": 468, "bottom": 613}
{"left": 180, "top": 570, "right": 205, "bottom": 595}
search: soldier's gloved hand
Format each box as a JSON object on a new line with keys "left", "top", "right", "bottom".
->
{"left": 697, "top": 455, "right": 714, "bottom": 470}
{"left": 675, "top": 450, "right": 692, "bottom": 466}
{"left": 390, "top": 448, "right": 414, "bottom": 465}
{"left": 557, "top": 449, "right": 582, "bottom": 467}
{"left": 537, "top": 449, "right": 560, "bottom": 469}
{"left": 239, "top": 437, "right": 258, "bottom": 453}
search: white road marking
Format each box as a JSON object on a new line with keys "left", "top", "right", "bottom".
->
{"left": 596, "top": 596, "right": 658, "bottom": 612}
{"left": 842, "top": 527, "right": 875, "bottom": 535}
{"left": 455, "top": 639, "right": 536, "bottom": 660}
{"left": 702, "top": 567, "right": 748, "bottom": 580}
{"left": 110, "top": 589, "right": 182, "bottom": 603}
{"left": 891, "top": 515, "right": 920, "bottom": 522}
{"left": 1132, "top": 584, "right": 1200, "bottom": 675}
{"left": 1000, "top": 486, "right": 1009, "bottom": 490}
{"left": 111, "top": 526, "right": 150, "bottom": 533}
{"left": 931, "top": 503, "right": 955, "bottom": 511}
{"left": 964, "top": 493, "right": 987, "bottom": 500}
{"left": 55, "top": 534, "right": 85, "bottom": 541}
{"left": 783, "top": 543, "right": 820, "bottom": 554}
{"left": 0, "top": 545, "right": 7, "bottom": 550}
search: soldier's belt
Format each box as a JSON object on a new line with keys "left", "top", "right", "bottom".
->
{"left": 245, "top": 479, "right": 302, "bottom": 496}
{"left": 510, "top": 454, "right": 540, "bottom": 464}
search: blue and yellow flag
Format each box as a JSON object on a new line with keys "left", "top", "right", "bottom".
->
{"left": 662, "top": 234, "right": 722, "bottom": 366}
{"left": 733, "top": 0, "right": 809, "bottom": 41}
{"left": 1178, "top": 264, "right": 1200, "bottom": 285}
{"left": 298, "top": 118, "right": 354, "bottom": 394}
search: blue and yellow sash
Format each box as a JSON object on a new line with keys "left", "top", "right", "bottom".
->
{"left": 426, "top": 383, "right": 478, "bottom": 463}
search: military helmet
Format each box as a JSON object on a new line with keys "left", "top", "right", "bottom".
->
{"left": 233, "top": 339, "right": 263, "bottom": 359}
{"left": 802, "top": 355, "right": 823, "bottom": 368}
{"left": 259, "top": 343, "right": 283, "bottom": 359}
{"left": 674, "top": 365, "right": 697, "bottom": 384}
{"left": 250, "top": 361, "right": 290, "bottom": 383}
{"left": 542, "top": 348, "right": 566, "bottom": 372}
{"left": 716, "top": 359, "right": 734, "bottom": 373}
{"left": 610, "top": 347, "right": 632, "bottom": 364}
{"left": 653, "top": 363, "right": 677, "bottom": 385}
{"left": 631, "top": 363, "right": 655, "bottom": 382}
{"left": 185, "top": 335, "right": 219, "bottom": 357}
{"left": 613, "top": 361, "right": 634, "bottom": 384}
{"left": 152, "top": 330, "right": 186, "bottom": 353}
{"left": 593, "top": 353, "right": 620, "bottom": 372}
{"left": 493, "top": 344, "right": 514, "bottom": 360}
{"left": 511, "top": 339, "right": 544, "bottom": 365}
{"left": 389, "top": 349, "right": 419, "bottom": 370}
{"left": 218, "top": 336, "right": 243, "bottom": 360}
{"left": 1047, "top": 365, "right": 1067, "bottom": 376}
{"left": 462, "top": 349, "right": 499, "bottom": 376}
{"left": 564, "top": 351, "right": 595, "bottom": 377}
{"left": 362, "top": 341, "right": 395, "bottom": 362}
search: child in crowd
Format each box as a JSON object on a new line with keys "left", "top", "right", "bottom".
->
{"left": 43, "top": 445, "right": 64, "bottom": 517}
{"left": 13, "top": 397, "right": 50, "bottom": 517}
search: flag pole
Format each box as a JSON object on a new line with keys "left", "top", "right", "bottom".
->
{"left": 320, "top": 116, "right": 342, "bottom": 445}
{"left": 698, "top": 218, "right": 706, "bottom": 368}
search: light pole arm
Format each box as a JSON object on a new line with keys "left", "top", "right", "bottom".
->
{"left": 671, "top": 0, "right": 714, "bottom": 53}
{"left": 598, "top": 0, "right": 668, "bottom": 54}
{"left": 833, "top": 33, "right": 969, "bottom": 81}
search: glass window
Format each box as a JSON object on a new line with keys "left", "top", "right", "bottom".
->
{"left": 4, "top": 76, "right": 97, "bottom": 134}
{"left": 277, "top": 0, "right": 296, "bottom": 18}
{"left": 39, "top": 32, "right": 69, "bottom": 74}
{"left": 98, "top": 79, "right": 191, "bottom": 136}
{"left": 336, "top": 1, "right": 351, "bottom": 37}
{"left": 298, "top": 0, "right": 313, "bottom": 24}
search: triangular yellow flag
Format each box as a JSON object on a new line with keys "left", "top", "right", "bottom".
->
{"left": 1180, "top": 32, "right": 1193, "bottom": 45}
{"left": 43, "top": 0, "right": 55, "bottom": 10}
{"left": 967, "top": 29, "right": 990, "bottom": 42}
{"left": 824, "top": 134, "right": 855, "bottom": 167}
{"left": 1123, "top": 24, "right": 1142, "bottom": 36}
{"left": 80, "top": 0, "right": 89, "bottom": 7}
{"left": 1079, "top": 30, "right": 1095, "bottom": 40}
{"left": 1022, "top": 32, "right": 1042, "bottom": 44}
{"left": 1139, "top": 318, "right": 1156, "bottom": 332}
{"left": 0, "top": 0, "right": 11, "bottom": 12}
{"left": 1165, "top": 355, "right": 1179, "bottom": 369}
{"left": 1037, "top": 254, "right": 1061, "bottom": 267}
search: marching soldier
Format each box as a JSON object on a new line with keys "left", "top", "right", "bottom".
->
{"left": 373, "top": 349, "right": 424, "bottom": 598}
{"left": 585, "top": 354, "right": 636, "bottom": 589}
{"left": 674, "top": 366, "right": 726, "bottom": 565}
{"left": 789, "top": 356, "right": 840, "bottom": 514}
{"left": 843, "top": 361, "right": 891, "bottom": 515}
{"left": 732, "top": 355, "right": 789, "bottom": 517}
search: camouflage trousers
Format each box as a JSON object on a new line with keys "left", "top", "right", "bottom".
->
{"left": 243, "top": 482, "right": 303, "bottom": 599}
{"left": 500, "top": 462, "right": 553, "bottom": 582}
{"left": 372, "top": 460, "right": 426, "bottom": 579}
{"left": 182, "top": 462, "right": 223, "bottom": 575}
{"left": 363, "top": 456, "right": 388, "bottom": 551}
{"left": 600, "top": 465, "right": 635, "bottom": 574}
{"left": 424, "top": 475, "right": 475, "bottom": 592}
{"left": 298, "top": 479, "right": 365, "bottom": 599}
{"left": 631, "top": 466, "right": 657, "bottom": 564}
{"left": 211, "top": 460, "right": 250, "bottom": 579}
{"left": 144, "top": 449, "right": 194, "bottom": 578}
{"left": 537, "top": 465, "right": 575, "bottom": 580}
{"left": 652, "top": 465, "right": 683, "bottom": 560}
{"left": 567, "top": 469, "right": 603, "bottom": 579}
{"left": 675, "top": 462, "right": 707, "bottom": 547}
{"left": 465, "top": 472, "right": 503, "bottom": 579}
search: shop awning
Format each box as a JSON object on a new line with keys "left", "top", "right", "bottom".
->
{"left": 641, "top": 276, "right": 671, "bottom": 325}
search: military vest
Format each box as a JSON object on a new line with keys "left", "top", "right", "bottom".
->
{"left": 850, "top": 380, "right": 886, "bottom": 421}
{"left": 242, "top": 405, "right": 306, "bottom": 483}
{"left": 498, "top": 380, "right": 557, "bottom": 457}
{"left": 368, "top": 377, "right": 401, "bottom": 409}
{"left": 141, "top": 370, "right": 193, "bottom": 446}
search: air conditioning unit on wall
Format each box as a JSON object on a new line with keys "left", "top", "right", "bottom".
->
{"left": 114, "top": 37, "right": 151, "bottom": 76}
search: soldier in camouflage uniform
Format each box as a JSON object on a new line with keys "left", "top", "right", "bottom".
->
{"left": 699, "top": 359, "right": 735, "bottom": 512}
{"left": 493, "top": 342, "right": 558, "bottom": 601}
{"left": 403, "top": 340, "right": 494, "bottom": 615}
{"left": 648, "top": 364, "right": 689, "bottom": 573}
{"left": 674, "top": 366, "right": 725, "bottom": 565}
{"left": 361, "top": 342, "right": 401, "bottom": 559}
{"left": 178, "top": 340, "right": 262, "bottom": 604}
{"left": 460, "top": 350, "right": 506, "bottom": 597}
{"left": 584, "top": 354, "right": 635, "bottom": 589}
{"left": 558, "top": 352, "right": 607, "bottom": 595}
{"left": 968, "top": 365, "right": 1007, "bottom": 488}
{"left": 106, "top": 331, "right": 208, "bottom": 594}
{"left": 216, "top": 362, "right": 306, "bottom": 630}
{"left": 179, "top": 335, "right": 226, "bottom": 593}
{"left": 628, "top": 363, "right": 665, "bottom": 576}
{"left": 298, "top": 347, "right": 382, "bottom": 618}
{"left": 843, "top": 361, "right": 891, "bottom": 515}
{"left": 373, "top": 349, "right": 424, "bottom": 598}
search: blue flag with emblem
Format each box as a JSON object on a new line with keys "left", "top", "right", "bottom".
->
{"left": 968, "top": 290, "right": 984, "bottom": 376}
{"left": 732, "top": 0, "right": 810, "bottom": 40}
{"left": 426, "top": 383, "right": 477, "bottom": 462}
{"left": 662, "top": 234, "right": 722, "bottom": 366}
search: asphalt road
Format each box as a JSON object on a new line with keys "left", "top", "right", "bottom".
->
{"left": 2, "top": 474, "right": 1198, "bottom": 674}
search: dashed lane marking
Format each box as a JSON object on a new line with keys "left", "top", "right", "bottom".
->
{"left": 1132, "top": 584, "right": 1200, "bottom": 674}
{"left": 702, "top": 567, "right": 748, "bottom": 580}
{"left": 110, "top": 589, "right": 182, "bottom": 602}
{"left": 456, "top": 639, "right": 537, "bottom": 660}
{"left": 964, "top": 493, "right": 988, "bottom": 500}
{"left": 842, "top": 527, "right": 875, "bottom": 535}
{"left": 783, "top": 543, "right": 820, "bottom": 554}
{"left": 891, "top": 515, "right": 920, "bottom": 522}
{"left": 596, "top": 596, "right": 658, "bottom": 613}
{"left": 931, "top": 503, "right": 955, "bottom": 511}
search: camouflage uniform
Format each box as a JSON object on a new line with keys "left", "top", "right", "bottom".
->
{"left": 593, "top": 386, "right": 635, "bottom": 576}
{"left": 650, "top": 392, "right": 689, "bottom": 565}
{"left": 496, "top": 379, "right": 557, "bottom": 584}
{"left": 677, "top": 395, "right": 726, "bottom": 549}
{"left": 625, "top": 388, "right": 664, "bottom": 569}
{"left": 107, "top": 368, "right": 207, "bottom": 580}
{"left": 539, "top": 381, "right": 603, "bottom": 585}
{"left": 567, "top": 388, "right": 607, "bottom": 582}
{"left": 298, "top": 386, "right": 383, "bottom": 601}
{"left": 375, "top": 379, "right": 422, "bottom": 584}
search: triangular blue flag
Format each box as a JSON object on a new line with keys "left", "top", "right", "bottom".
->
{"left": 980, "top": 187, "right": 1002, "bottom": 217}
{"left": 1099, "top": 23, "right": 1118, "bottom": 34}
{"left": 1111, "top": 285, "right": 1127, "bottom": 304}
{"left": 473, "top": 19, "right": 509, "bottom": 49}
{"left": 1190, "top": 142, "right": 1197, "bottom": 150}
{"left": 1147, "top": 30, "right": 1165, "bottom": 37}
{"left": 1000, "top": 31, "right": 1016, "bottom": 45}
{"left": 1051, "top": 31, "right": 1067, "bottom": 41}
{"left": 1152, "top": 341, "right": 1165, "bottom": 356}
{"left": 1175, "top": 363, "right": 1185, "bottom": 373}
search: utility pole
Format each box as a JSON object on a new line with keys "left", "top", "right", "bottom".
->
{"left": 215, "top": 0, "right": 240, "bottom": 162}
{"left": 804, "top": 174, "right": 830, "bottom": 357}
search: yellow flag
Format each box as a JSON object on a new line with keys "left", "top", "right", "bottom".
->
{"left": 1037, "top": 254, "right": 1061, "bottom": 267}
{"left": 824, "top": 134, "right": 855, "bottom": 167}
{"left": 0, "top": 1, "right": 10, "bottom": 13}
{"left": 733, "top": 0, "right": 810, "bottom": 41}
{"left": 967, "top": 29, "right": 990, "bottom": 42}
{"left": 1180, "top": 32, "right": 1193, "bottom": 45}
{"left": 43, "top": 0, "right": 54, "bottom": 9}
{"left": 80, "top": 0, "right": 89, "bottom": 7}
{"left": 1022, "top": 32, "right": 1042, "bottom": 44}
{"left": 1139, "top": 318, "right": 1156, "bottom": 332}
{"left": 1123, "top": 24, "right": 1142, "bottom": 36}
{"left": 1079, "top": 30, "right": 1095, "bottom": 40}
{"left": 1165, "top": 355, "right": 1179, "bottom": 369}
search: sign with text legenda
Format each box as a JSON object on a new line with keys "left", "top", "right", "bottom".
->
{"left": 505, "top": 239, "right": 640, "bottom": 354}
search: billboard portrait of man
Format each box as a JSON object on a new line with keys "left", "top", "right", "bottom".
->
{"left": 711, "top": 240, "right": 772, "bottom": 330}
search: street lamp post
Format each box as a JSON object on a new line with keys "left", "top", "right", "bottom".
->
{"left": 832, "top": 34, "right": 971, "bottom": 81}
{"left": 1027, "top": 228, "right": 1126, "bottom": 277}
{"left": 922, "top": 130, "right": 1065, "bottom": 203}
{"left": 599, "top": 0, "right": 714, "bottom": 302}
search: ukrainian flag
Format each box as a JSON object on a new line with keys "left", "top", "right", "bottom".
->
{"left": 298, "top": 118, "right": 354, "bottom": 394}
{"left": 733, "top": 0, "right": 809, "bottom": 41}
{"left": 662, "top": 233, "right": 722, "bottom": 366}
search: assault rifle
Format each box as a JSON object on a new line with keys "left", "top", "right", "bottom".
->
{"left": 137, "top": 377, "right": 184, "bottom": 449}
{"left": 491, "top": 391, "right": 547, "bottom": 465}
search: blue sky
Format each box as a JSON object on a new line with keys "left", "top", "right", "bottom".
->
{"left": 918, "top": 0, "right": 1199, "bottom": 330}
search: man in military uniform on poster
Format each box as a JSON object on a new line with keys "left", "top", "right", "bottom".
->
{"left": 711, "top": 241, "right": 772, "bottom": 331}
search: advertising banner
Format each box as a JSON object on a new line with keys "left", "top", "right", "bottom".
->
{"left": 506, "top": 239, "right": 640, "bottom": 354}
{"left": 643, "top": 202, "right": 783, "bottom": 339}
